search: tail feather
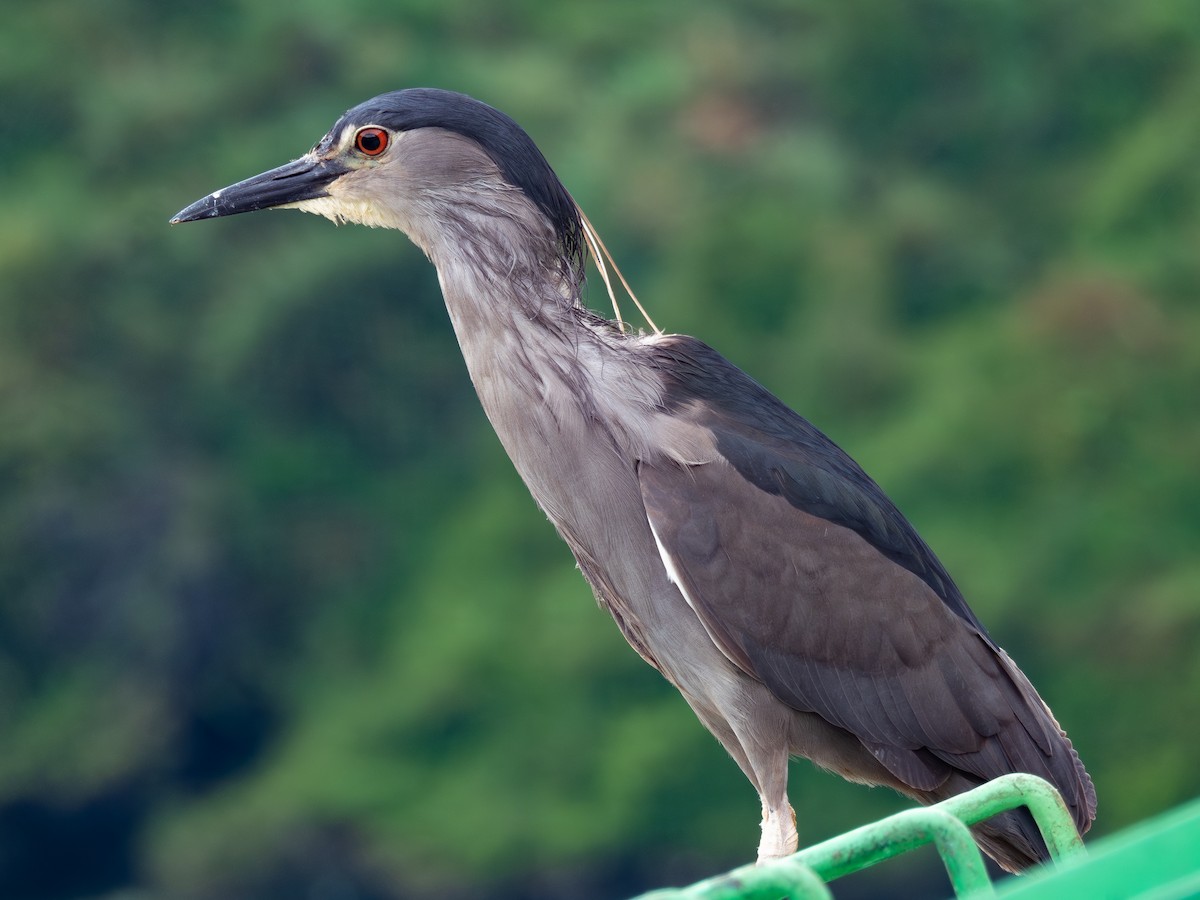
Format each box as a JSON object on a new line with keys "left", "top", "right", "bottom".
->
{"left": 915, "top": 755, "right": 1092, "bottom": 874}
{"left": 971, "top": 806, "right": 1050, "bottom": 873}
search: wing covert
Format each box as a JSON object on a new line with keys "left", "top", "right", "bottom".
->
{"left": 637, "top": 336, "right": 1088, "bottom": 813}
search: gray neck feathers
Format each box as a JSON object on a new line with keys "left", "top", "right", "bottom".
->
{"left": 421, "top": 186, "right": 670, "bottom": 483}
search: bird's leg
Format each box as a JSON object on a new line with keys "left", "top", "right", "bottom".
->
{"left": 756, "top": 794, "right": 798, "bottom": 864}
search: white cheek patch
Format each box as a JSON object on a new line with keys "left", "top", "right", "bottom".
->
{"left": 282, "top": 194, "right": 397, "bottom": 230}
{"left": 279, "top": 195, "right": 348, "bottom": 224}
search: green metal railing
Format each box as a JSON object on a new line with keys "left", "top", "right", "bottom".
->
{"left": 994, "top": 791, "right": 1200, "bottom": 899}
{"left": 635, "top": 773, "right": 1086, "bottom": 900}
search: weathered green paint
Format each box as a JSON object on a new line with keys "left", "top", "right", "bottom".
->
{"left": 636, "top": 858, "right": 834, "bottom": 900}
{"left": 929, "top": 772, "right": 1086, "bottom": 863}
{"left": 633, "top": 774, "right": 1088, "bottom": 899}
{"left": 795, "top": 806, "right": 995, "bottom": 896}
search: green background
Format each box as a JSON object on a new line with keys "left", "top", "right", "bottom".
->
{"left": 3, "top": 1, "right": 1198, "bottom": 897}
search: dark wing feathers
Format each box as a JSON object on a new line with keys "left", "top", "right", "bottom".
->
{"left": 650, "top": 337, "right": 983, "bottom": 633}
{"left": 640, "top": 459, "right": 1002, "bottom": 771}
{"left": 641, "top": 335, "right": 1095, "bottom": 837}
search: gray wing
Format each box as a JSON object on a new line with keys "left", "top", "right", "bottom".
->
{"left": 640, "top": 336, "right": 1095, "bottom": 828}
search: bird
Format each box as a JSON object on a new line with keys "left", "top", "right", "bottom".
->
{"left": 171, "top": 88, "right": 1096, "bottom": 872}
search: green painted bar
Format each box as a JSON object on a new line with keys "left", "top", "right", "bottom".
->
{"left": 635, "top": 857, "right": 833, "bottom": 900}
{"left": 931, "top": 773, "right": 1086, "bottom": 862}
{"left": 632, "top": 774, "right": 1088, "bottom": 899}
{"left": 994, "top": 794, "right": 1200, "bottom": 900}
{"left": 795, "top": 806, "right": 994, "bottom": 895}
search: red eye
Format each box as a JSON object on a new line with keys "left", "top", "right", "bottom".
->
{"left": 355, "top": 127, "right": 389, "bottom": 156}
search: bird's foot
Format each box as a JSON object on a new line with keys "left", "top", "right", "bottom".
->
{"left": 755, "top": 800, "right": 798, "bottom": 865}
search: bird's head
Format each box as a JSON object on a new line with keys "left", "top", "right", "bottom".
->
{"left": 170, "top": 88, "right": 585, "bottom": 271}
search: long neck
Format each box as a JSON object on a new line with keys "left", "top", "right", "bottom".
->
{"left": 417, "top": 205, "right": 666, "bottom": 526}
{"left": 432, "top": 221, "right": 606, "bottom": 439}
{"left": 431, "top": 217, "right": 587, "bottom": 364}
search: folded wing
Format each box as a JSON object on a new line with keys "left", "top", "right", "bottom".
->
{"left": 640, "top": 335, "right": 1096, "bottom": 838}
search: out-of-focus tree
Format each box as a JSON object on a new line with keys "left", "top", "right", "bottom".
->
{"left": 1, "top": 1, "right": 1197, "bottom": 897}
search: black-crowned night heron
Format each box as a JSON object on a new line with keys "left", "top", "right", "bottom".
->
{"left": 171, "top": 88, "right": 1095, "bottom": 871}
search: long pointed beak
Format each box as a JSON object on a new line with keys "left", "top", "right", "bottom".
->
{"left": 169, "top": 155, "right": 347, "bottom": 224}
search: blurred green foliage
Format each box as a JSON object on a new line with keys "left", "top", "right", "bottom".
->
{"left": 2, "top": 1, "right": 1199, "bottom": 897}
